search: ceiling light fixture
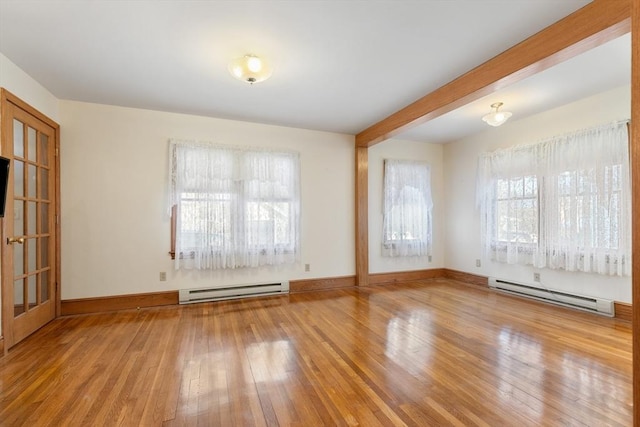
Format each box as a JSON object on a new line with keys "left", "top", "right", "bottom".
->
{"left": 482, "top": 102, "right": 512, "bottom": 127}
{"left": 228, "top": 54, "right": 272, "bottom": 84}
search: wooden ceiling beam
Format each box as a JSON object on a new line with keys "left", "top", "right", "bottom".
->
{"left": 356, "top": 0, "right": 631, "bottom": 147}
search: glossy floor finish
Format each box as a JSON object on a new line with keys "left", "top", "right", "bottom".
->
{"left": 0, "top": 279, "right": 632, "bottom": 426}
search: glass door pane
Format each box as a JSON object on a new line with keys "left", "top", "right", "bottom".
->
{"left": 13, "top": 119, "right": 24, "bottom": 158}
{"left": 14, "top": 279, "right": 25, "bottom": 316}
{"left": 13, "top": 160, "right": 24, "bottom": 197}
{"left": 28, "top": 275, "right": 37, "bottom": 308}
{"left": 41, "top": 271, "right": 49, "bottom": 302}
{"left": 10, "top": 117, "right": 53, "bottom": 318}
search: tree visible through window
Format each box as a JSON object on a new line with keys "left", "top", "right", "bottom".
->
{"left": 495, "top": 175, "right": 538, "bottom": 246}
{"left": 477, "top": 121, "right": 630, "bottom": 276}
{"left": 169, "top": 140, "right": 300, "bottom": 270}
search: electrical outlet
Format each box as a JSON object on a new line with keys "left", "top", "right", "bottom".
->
{"left": 533, "top": 272, "right": 540, "bottom": 282}
{"left": 159, "top": 271, "right": 167, "bottom": 281}
{"left": 304, "top": 263, "right": 310, "bottom": 272}
{"left": 475, "top": 259, "right": 481, "bottom": 268}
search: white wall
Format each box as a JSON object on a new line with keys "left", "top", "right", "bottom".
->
{"left": 0, "top": 51, "right": 633, "bottom": 306}
{"left": 59, "top": 101, "right": 355, "bottom": 299}
{"left": 443, "top": 85, "right": 631, "bottom": 302}
{"left": 0, "top": 53, "right": 59, "bottom": 122}
{"left": 368, "top": 139, "right": 444, "bottom": 274}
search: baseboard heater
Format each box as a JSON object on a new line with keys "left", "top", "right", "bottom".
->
{"left": 488, "top": 277, "right": 614, "bottom": 317}
{"left": 179, "top": 281, "right": 289, "bottom": 304}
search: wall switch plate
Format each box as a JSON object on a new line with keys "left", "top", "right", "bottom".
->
{"left": 159, "top": 272, "right": 167, "bottom": 281}
{"left": 475, "top": 259, "right": 481, "bottom": 267}
{"left": 304, "top": 264, "right": 310, "bottom": 272}
{"left": 428, "top": 255, "right": 432, "bottom": 262}
{"left": 534, "top": 273, "right": 540, "bottom": 282}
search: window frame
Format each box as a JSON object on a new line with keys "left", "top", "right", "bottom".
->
{"left": 491, "top": 174, "right": 540, "bottom": 254}
{"left": 168, "top": 141, "right": 300, "bottom": 267}
{"left": 489, "top": 166, "right": 626, "bottom": 260}
{"left": 382, "top": 159, "right": 433, "bottom": 257}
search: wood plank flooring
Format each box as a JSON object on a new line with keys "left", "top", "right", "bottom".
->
{"left": 0, "top": 279, "right": 632, "bottom": 426}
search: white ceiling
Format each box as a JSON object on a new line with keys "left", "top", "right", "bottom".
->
{"left": 0, "top": 0, "right": 627, "bottom": 143}
{"left": 402, "top": 32, "right": 631, "bottom": 143}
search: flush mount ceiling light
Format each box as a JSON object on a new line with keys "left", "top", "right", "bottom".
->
{"left": 228, "top": 54, "right": 272, "bottom": 84}
{"left": 482, "top": 102, "right": 513, "bottom": 127}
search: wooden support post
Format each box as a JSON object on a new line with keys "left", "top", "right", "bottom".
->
{"left": 355, "top": 146, "right": 369, "bottom": 286}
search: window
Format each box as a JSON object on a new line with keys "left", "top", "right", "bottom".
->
{"left": 495, "top": 175, "right": 539, "bottom": 246}
{"left": 169, "top": 140, "right": 300, "bottom": 270}
{"left": 477, "top": 121, "right": 630, "bottom": 276}
{"left": 382, "top": 159, "right": 433, "bottom": 257}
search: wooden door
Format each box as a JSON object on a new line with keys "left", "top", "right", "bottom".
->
{"left": 1, "top": 90, "right": 59, "bottom": 351}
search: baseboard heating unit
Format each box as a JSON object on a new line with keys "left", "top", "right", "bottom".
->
{"left": 179, "top": 281, "right": 289, "bottom": 304}
{"left": 488, "top": 277, "right": 614, "bottom": 317}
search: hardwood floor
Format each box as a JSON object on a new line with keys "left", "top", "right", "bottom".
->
{"left": 0, "top": 279, "right": 632, "bottom": 426}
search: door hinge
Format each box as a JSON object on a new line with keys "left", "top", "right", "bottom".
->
{"left": 56, "top": 215, "right": 59, "bottom": 225}
{"left": 55, "top": 147, "right": 59, "bottom": 156}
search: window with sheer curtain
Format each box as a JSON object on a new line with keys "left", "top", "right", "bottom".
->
{"left": 169, "top": 139, "right": 300, "bottom": 270}
{"left": 382, "top": 160, "right": 433, "bottom": 257}
{"left": 476, "top": 121, "right": 630, "bottom": 276}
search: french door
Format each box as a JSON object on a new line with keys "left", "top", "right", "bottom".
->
{"left": 1, "top": 90, "right": 59, "bottom": 351}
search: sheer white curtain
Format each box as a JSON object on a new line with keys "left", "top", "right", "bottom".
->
{"left": 169, "top": 139, "right": 300, "bottom": 270}
{"left": 477, "top": 121, "right": 630, "bottom": 276}
{"left": 382, "top": 159, "right": 433, "bottom": 257}
{"left": 477, "top": 144, "right": 541, "bottom": 266}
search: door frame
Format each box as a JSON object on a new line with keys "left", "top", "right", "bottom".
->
{"left": 0, "top": 88, "right": 61, "bottom": 353}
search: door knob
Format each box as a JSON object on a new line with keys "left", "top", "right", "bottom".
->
{"left": 7, "top": 237, "right": 25, "bottom": 245}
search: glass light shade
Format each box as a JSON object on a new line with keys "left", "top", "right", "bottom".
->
{"left": 228, "top": 54, "right": 272, "bottom": 84}
{"left": 482, "top": 110, "right": 513, "bottom": 126}
{"left": 482, "top": 102, "right": 512, "bottom": 126}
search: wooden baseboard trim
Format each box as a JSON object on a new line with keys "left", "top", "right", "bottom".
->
{"left": 368, "top": 268, "right": 445, "bottom": 286}
{"left": 61, "top": 291, "right": 179, "bottom": 316}
{"left": 290, "top": 269, "right": 445, "bottom": 293}
{"left": 614, "top": 301, "right": 632, "bottom": 322}
{"left": 290, "top": 275, "right": 356, "bottom": 293}
{"left": 443, "top": 269, "right": 632, "bottom": 321}
{"left": 443, "top": 269, "right": 488, "bottom": 287}
{"left": 57, "top": 270, "right": 633, "bottom": 322}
